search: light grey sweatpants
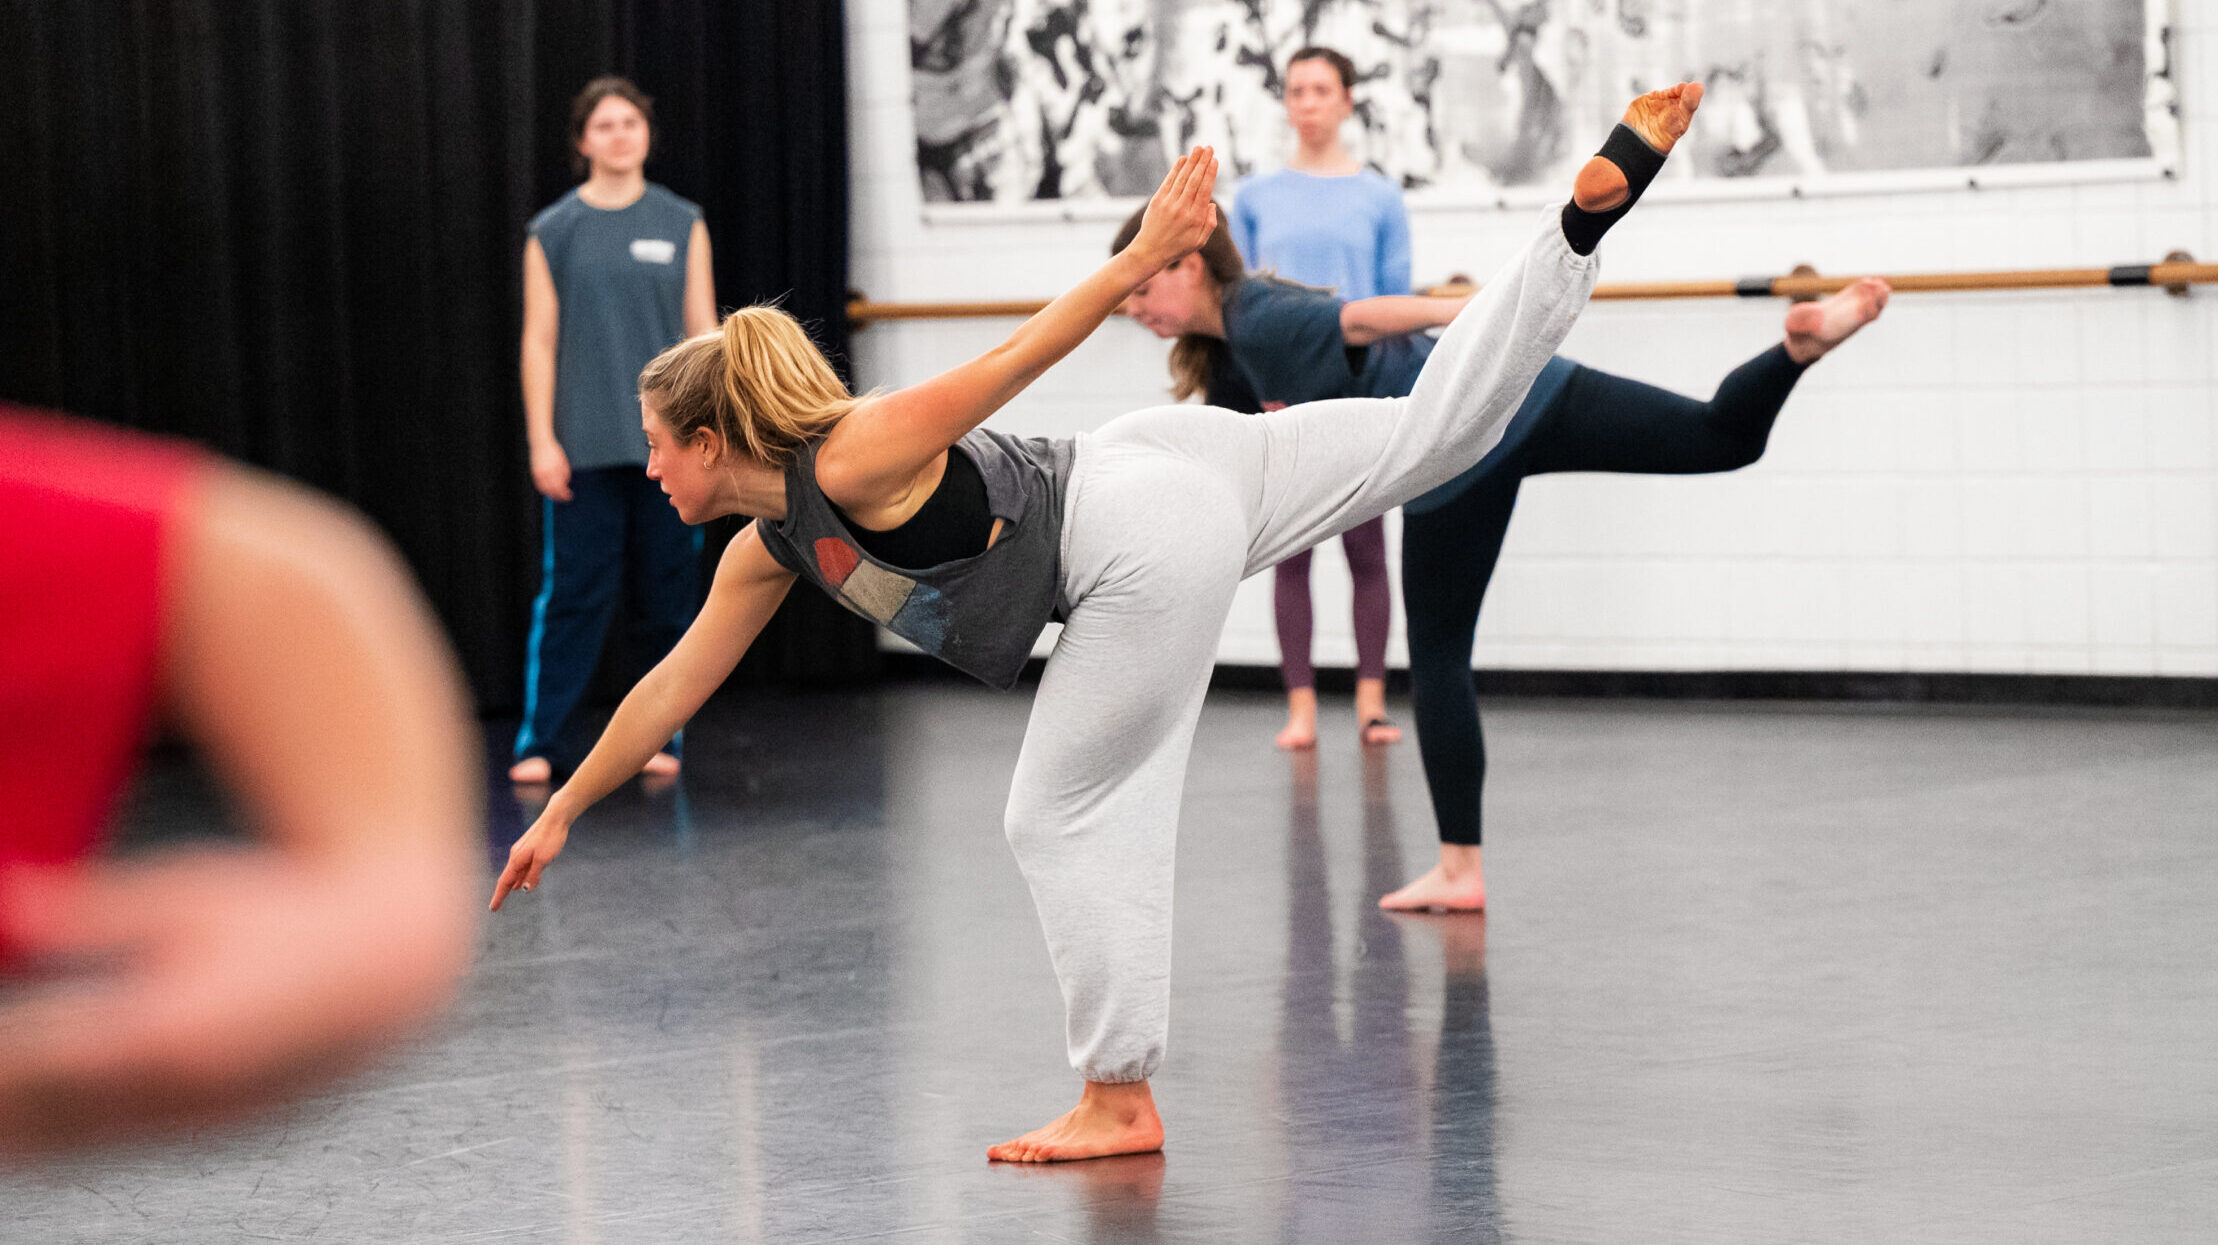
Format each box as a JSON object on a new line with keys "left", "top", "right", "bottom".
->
{"left": 1005, "top": 213, "right": 1599, "bottom": 1083}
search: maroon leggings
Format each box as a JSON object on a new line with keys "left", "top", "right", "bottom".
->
{"left": 1273, "top": 513, "right": 1392, "bottom": 691}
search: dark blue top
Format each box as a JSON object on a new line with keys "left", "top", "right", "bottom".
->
{"left": 1218, "top": 274, "right": 1578, "bottom": 515}
{"left": 529, "top": 184, "right": 701, "bottom": 470}
{"left": 1220, "top": 275, "right": 1434, "bottom": 406}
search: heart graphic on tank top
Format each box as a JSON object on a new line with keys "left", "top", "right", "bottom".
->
{"left": 813, "top": 537, "right": 924, "bottom": 628}
{"left": 814, "top": 537, "right": 859, "bottom": 586}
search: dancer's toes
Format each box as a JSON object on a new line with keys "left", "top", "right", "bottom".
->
{"left": 1624, "top": 80, "right": 1703, "bottom": 154}
{"left": 640, "top": 751, "right": 680, "bottom": 778}
{"left": 1276, "top": 717, "right": 1318, "bottom": 750}
{"left": 1379, "top": 863, "right": 1486, "bottom": 912}
{"left": 1784, "top": 276, "right": 1892, "bottom": 365}
{"left": 508, "top": 756, "right": 552, "bottom": 785}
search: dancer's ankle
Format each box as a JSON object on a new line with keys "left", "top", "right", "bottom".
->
{"left": 1561, "top": 82, "right": 1703, "bottom": 255}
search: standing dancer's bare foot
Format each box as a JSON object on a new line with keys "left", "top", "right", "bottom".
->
{"left": 1784, "top": 277, "right": 1892, "bottom": 365}
{"left": 988, "top": 1081, "right": 1165, "bottom": 1163}
{"left": 510, "top": 752, "right": 677, "bottom": 784}
{"left": 1277, "top": 688, "right": 1318, "bottom": 750}
{"left": 1572, "top": 82, "right": 1704, "bottom": 211}
{"left": 1379, "top": 843, "right": 1486, "bottom": 911}
{"left": 1354, "top": 676, "right": 1400, "bottom": 745}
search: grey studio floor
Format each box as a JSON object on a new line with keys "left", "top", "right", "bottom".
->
{"left": 6, "top": 682, "right": 2218, "bottom": 1244}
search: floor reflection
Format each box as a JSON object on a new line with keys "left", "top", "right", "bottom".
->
{"left": 1275, "top": 746, "right": 1502, "bottom": 1241}
{"left": 995, "top": 1151, "right": 1167, "bottom": 1242}
{"left": 22, "top": 688, "right": 2209, "bottom": 1243}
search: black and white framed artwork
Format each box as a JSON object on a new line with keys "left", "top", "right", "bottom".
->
{"left": 910, "top": 0, "right": 2180, "bottom": 210}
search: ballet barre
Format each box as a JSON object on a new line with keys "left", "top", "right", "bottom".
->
{"left": 1584, "top": 252, "right": 2215, "bottom": 302}
{"left": 846, "top": 253, "right": 2213, "bottom": 327}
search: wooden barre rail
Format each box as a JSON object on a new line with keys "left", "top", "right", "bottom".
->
{"left": 848, "top": 255, "right": 2212, "bottom": 326}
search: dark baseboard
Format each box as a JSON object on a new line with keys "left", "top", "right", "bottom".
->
{"left": 878, "top": 653, "right": 2218, "bottom": 710}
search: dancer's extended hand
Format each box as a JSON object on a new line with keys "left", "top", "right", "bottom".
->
{"left": 0, "top": 851, "right": 470, "bottom": 1156}
{"left": 490, "top": 810, "right": 570, "bottom": 910}
{"left": 1126, "top": 146, "right": 1219, "bottom": 270}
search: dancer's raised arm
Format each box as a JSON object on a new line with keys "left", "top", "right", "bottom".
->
{"left": 816, "top": 147, "right": 1219, "bottom": 503}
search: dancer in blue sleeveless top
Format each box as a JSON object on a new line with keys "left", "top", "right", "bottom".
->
{"left": 512, "top": 77, "right": 718, "bottom": 785}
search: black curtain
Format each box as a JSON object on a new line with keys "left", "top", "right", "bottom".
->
{"left": 0, "top": 0, "right": 877, "bottom": 711}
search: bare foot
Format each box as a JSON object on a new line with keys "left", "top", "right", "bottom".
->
{"left": 988, "top": 1081, "right": 1165, "bottom": 1164}
{"left": 1784, "top": 277, "right": 1891, "bottom": 365}
{"left": 1379, "top": 844, "right": 1486, "bottom": 911}
{"left": 1574, "top": 81, "right": 1705, "bottom": 210}
{"left": 507, "top": 756, "right": 552, "bottom": 785}
{"left": 1276, "top": 688, "right": 1318, "bottom": 751}
{"left": 1354, "top": 678, "right": 1400, "bottom": 746}
{"left": 641, "top": 751, "right": 680, "bottom": 778}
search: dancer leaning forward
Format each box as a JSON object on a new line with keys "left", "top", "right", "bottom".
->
{"left": 491, "top": 84, "right": 1707, "bottom": 1162}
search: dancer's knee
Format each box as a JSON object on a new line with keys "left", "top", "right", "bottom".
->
{"left": 1342, "top": 526, "right": 1388, "bottom": 577}
{"left": 1003, "top": 789, "right": 1055, "bottom": 861}
{"left": 1407, "top": 644, "right": 1478, "bottom": 709}
{"left": 1708, "top": 423, "right": 1772, "bottom": 471}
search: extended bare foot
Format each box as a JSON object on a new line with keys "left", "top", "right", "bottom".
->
{"left": 1354, "top": 678, "right": 1400, "bottom": 746}
{"left": 1783, "top": 277, "right": 1891, "bottom": 365}
{"left": 1574, "top": 82, "right": 1704, "bottom": 211}
{"left": 988, "top": 1080, "right": 1165, "bottom": 1163}
{"left": 641, "top": 751, "right": 680, "bottom": 778}
{"left": 507, "top": 756, "right": 552, "bottom": 785}
{"left": 1379, "top": 843, "right": 1486, "bottom": 911}
{"left": 1276, "top": 688, "right": 1318, "bottom": 750}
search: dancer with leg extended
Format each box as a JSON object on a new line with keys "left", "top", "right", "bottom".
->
{"left": 1380, "top": 276, "right": 1889, "bottom": 912}
{"left": 1121, "top": 164, "right": 1888, "bottom": 916}
{"left": 491, "top": 85, "right": 1704, "bottom": 1162}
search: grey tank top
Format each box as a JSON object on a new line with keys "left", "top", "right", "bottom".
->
{"left": 530, "top": 184, "right": 701, "bottom": 470}
{"left": 754, "top": 428, "right": 1076, "bottom": 690}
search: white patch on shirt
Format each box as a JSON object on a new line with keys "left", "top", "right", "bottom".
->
{"left": 630, "top": 238, "right": 678, "bottom": 265}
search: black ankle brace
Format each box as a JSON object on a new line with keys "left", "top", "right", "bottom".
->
{"left": 1560, "top": 123, "right": 1669, "bottom": 255}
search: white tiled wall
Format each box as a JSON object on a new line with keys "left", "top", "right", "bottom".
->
{"left": 845, "top": 2, "right": 2218, "bottom": 678}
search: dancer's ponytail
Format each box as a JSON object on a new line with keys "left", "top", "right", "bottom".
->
{"left": 639, "top": 306, "right": 863, "bottom": 468}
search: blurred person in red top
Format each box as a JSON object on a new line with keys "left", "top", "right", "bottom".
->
{"left": 0, "top": 406, "right": 479, "bottom": 1158}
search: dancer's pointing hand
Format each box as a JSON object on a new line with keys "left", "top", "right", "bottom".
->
{"left": 490, "top": 811, "right": 569, "bottom": 910}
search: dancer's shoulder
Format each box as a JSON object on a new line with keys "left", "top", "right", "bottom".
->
{"left": 640, "top": 183, "right": 703, "bottom": 221}
{"left": 527, "top": 190, "right": 583, "bottom": 236}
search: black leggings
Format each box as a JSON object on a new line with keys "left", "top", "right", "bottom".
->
{"left": 1402, "top": 344, "right": 1807, "bottom": 846}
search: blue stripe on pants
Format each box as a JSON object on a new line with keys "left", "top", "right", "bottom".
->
{"left": 514, "top": 495, "right": 558, "bottom": 756}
